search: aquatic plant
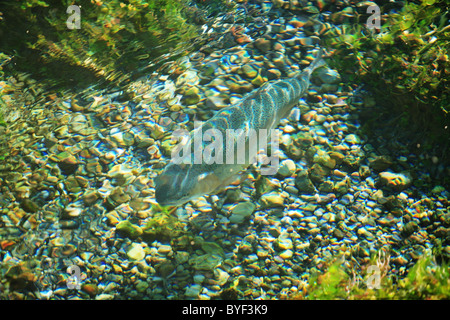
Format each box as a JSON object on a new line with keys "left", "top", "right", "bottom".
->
{"left": 142, "top": 203, "right": 186, "bottom": 243}
{"left": 293, "top": 251, "right": 450, "bottom": 300}
{"left": 323, "top": 0, "right": 449, "bottom": 163}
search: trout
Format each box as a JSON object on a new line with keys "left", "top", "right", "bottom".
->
{"left": 155, "top": 49, "right": 324, "bottom": 206}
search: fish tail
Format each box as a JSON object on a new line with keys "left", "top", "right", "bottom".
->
{"left": 306, "top": 48, "right": 325, "bottom": 75}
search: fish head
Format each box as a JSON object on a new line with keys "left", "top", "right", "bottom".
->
{"left": 154, "top": 163, "right": 222, "bottom": 207}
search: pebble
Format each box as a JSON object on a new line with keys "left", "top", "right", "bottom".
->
{"left": 279, "top": 250, "right": 294, "bottom": 259}
{"left": 260, "top": 192, "right": 285, "bottom": 208}
{"left": 276, "top": 233, "right": 293, "bottom": 250}
{"left": 378, "top": 171, "right": 413, "bottom": 191}
{"left": 185, "top": 284, "right": 202, "bottom": 298}
{"left": 229, "top": 202, "right": 256, "bottom": 224}
{"left": 277, "top": 159, "right": 296, "bottom": 177}
{"left": 316, "top": 67, "right": 341, "bottom": 84}
{"left": 127, "top": 243, "right": 146, "bottom": 261}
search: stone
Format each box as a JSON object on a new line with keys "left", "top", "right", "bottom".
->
{"left": 81, "top": 284, "right": 98, "bottom": 297}
{"left": 314, "top": 150, "right": 336, "bottom": 169}
{"left": 116, "top": 220, "right": 143, "bottom": 239}
{"left": 182, "top": 86, "right": 201, "bottom": 105}
{"left": 127, "top": 243, "right": 146, "bottom": 261}
{"left": 108, "top": 164, "right": 135, "bottom": 186}
{"left": 378, "top": 171, "right": 413, "bottom": 191}
{"left": 254, "top": 38, "right": 272, "bottom": 52}
{"left": 279, "top": 249, "right": 293, "bottom": 260}
{"left": 369, "top": 156, "right": 393, "bottom": 171}
{"left": 316, "top": 67, "right": 341, "bottom": 84}
{"left": 190, "top": 254, "right": 223, "bottom": 271}
{"left": 185, "top": 284, "right": 202, "bottom": 298}
{"left": 309, "top": 163, "right": 330, "bottom": 184}
{"left": 260, "top": 192, "right": 285, "bottom": 208}
{"left": 275, "top": 233, "right": 293, "bottom": 250}
{"left": 344, "top": 134, "right": 360, "bottom": 145}
{"left": 277, "top": 159, "right": 296, "bottom": 177}
{"left": 334, "top": 176, "right": 351, "bottom": 194}
{"left": 241, "top": 64, "right": 258, "bottom": 79}
{"left": 135, "top": 280, "right": 149, "bottom": 293}
{"left": 295, "top": 170, "right": 316, "bottom": 193}
{"left": 229, "top": 202, "right": 256, "bottom": 224}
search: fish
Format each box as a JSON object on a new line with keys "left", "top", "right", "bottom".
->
{"left": 155, "top": 48, "right": 324, "bottom": 206}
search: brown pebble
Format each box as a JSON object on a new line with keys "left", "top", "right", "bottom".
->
{"left": 81, "top": 283, "right": 98, "bottom": 297}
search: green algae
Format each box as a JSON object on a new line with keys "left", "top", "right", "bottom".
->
{"left": 323, "top": 0, "right": 449, "bottom": 165}
{"left": 142, "top": 204, "right": 186, "bottom": 243}
{"left": 293, "top": 252, "right": 450, "bottom": 300}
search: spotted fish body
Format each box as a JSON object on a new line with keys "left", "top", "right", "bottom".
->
{"left": 155, "top": 49, "right": 324, "bottom": 206}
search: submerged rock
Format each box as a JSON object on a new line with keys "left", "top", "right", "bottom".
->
{"left": 295, "top": 170, "right": 316, "bottom": 193}
{"left": 116, "top": 220, "right": 143, "bottom": 240}
{"left": 378, "top": 171, "right": 413, "bottom": 191}
{"left": 229, "top": 202, "right": 256, "bottom": 224}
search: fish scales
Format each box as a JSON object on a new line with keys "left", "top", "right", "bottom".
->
{"left": 155, "top": 49, "right": 323, "bottom": 206}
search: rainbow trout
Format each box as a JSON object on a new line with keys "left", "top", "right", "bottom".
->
{"left": 155, "top": 49, "right": 324, "bottom": 206}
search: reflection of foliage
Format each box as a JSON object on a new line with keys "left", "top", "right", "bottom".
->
{"left": 0, "top": 0, "right": 222, "bottom": 90}
{"left": 323, "top": 1, "right": 449, "bottom": 158}
{"left": 293, "top": 252, "right": 450, "bottom": 300}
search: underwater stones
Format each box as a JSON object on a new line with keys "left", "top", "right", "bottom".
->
{"left": 106, "top": 187, "right": 131, "bottom": 208}
{"left": 185, "top": 284, "right": 202, "bottom": 298}
{"left": 110, "top": 131, "right": 135, "bottom": 147}
{"left": 292, "top": 131, "right": 314, "bottom": 149}
{"left": 254, "top": 38, "right": 272, "bottom": 53}
{"left": 127, "top": 243, "right": 146, "bottom": 261}
{"left": 401, "top": 221, "right": 419, "bottom": 237}
{"left": 225, "top": 78, "right": 253, "bottom": 94}
{"left": 108, "top": 164, "right": 136, "bottom": 186}
{"left": 143, "top": 212, "right": 185, "bottom": 243}
{"left": 85, "top": 159, "right": 103, "bottom": 175}
{"left": 181, "top": 86, "right": 201, "bottom": 106}
{"left": 176, "top": 70, "right": 199, "bottom": 87}
{"left": 255, "top": 176, "right": 278, "bottom": 197}
{"left": 260, "top": 192, "right": 285, "bottom": 208}
{"left": 82, "top": 189, "right": 99, "bottom": 206}
{"left": 229, "top": 202, "right": 256, "bottom": 224}
{"left": 277, "top": 159, "right": 296, "bottom": 177}
{"left": 369, "top": 156, "right": 393, "bottom": 171}
{"left": 20, "top": 199, "right": 39, "bottom": 213}
{"left": 316, "top": 67, "right": 341, "bottom": 85}
{"left": 266, "top": 68, "right": 282, "bottom": 80}
{"left": 314, "top": 150, "right": 336, "bottom": 169}
{"left": 51, "top": 151, "right": 79, "bottom": 175}
{"left": 116, "top": 220, "right": 143, "bottom": 240}
{"left": 295, "top": 170, "right": 316, "bottom": 194}
{"left": 318, "top": 180, "right": 334, "bottom": 193}
{"left": 344, "top": 134, "right": 361, "bottom": 145}
{"left": 334, "top": 176, "right": 351, "bottom": 195}
{"left": 81, "top": 284, "right": 99, "bottom": 297}
{"left": 309, "top": 163, "right": 330, "bottom": 184}
{"left": 275, "top": 233, "right": 293, "bottom": 251}
{"left": 378, "top": 171, "right": 413, "bottom": 192}
{"left": 190, "top": 253, "right": 222, "bottom": 271}
{"left": 204, "top": 90, "right": 230, "bottom": 109}
{"left": 240, "top": 64, "right": 259, "bottom": 79}
{"left": 64, "top": 175, "right": 82, "bottom": 194}
{"left": 359, "top": 165, "right": 371, "bottom": 179}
